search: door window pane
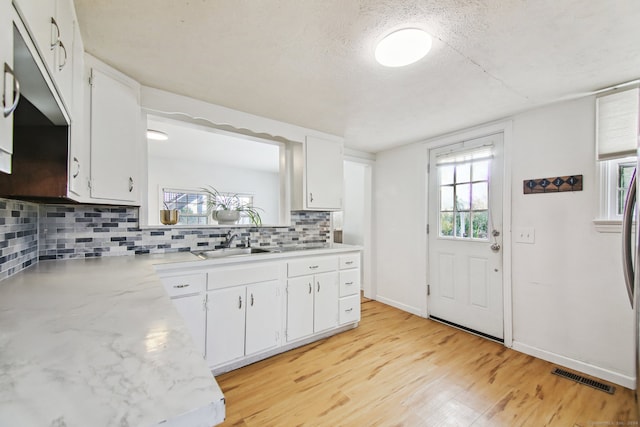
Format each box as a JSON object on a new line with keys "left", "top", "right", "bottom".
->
{"left": 437, "top": 151, "right": 491, "bottom": 241}
{"left": 471, "top": 211, "right": 489, "bottom": 239}
{"left": 440, "top": 186, "right": 454, "bottom": 211}
{"left": 440, "top": 212, "right": 454, "bottom": 237}
{"left": 471, "top": 182, "right": 488, "bottom": 210}
{"left": 457, "top": 163, "right": 471, "bottom": 183}
{"left": 455, "top": 211, "right": 470, "bottom": 238}
{"left": 440, "top": 165, "right": 454, "bottom": 185}
{"left": 456, "top": 184, "right": 471, "bottom": 210}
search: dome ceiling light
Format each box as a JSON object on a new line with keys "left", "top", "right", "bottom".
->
{"left": 375, "top": 28, "right": 432, "bottom": 67}
{"left": 146, "top": 129, "right": 169, "bottom": 141}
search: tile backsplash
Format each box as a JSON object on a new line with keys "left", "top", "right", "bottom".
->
{"left": 0, "top": 198, "right": 331, "bottom": 281}
{"left": 0, "top": 199, "right": 38, "bottom": 281}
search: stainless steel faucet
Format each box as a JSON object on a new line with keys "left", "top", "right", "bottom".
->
{"left": 223, "top": 231, "right": 239, "bottom": 248}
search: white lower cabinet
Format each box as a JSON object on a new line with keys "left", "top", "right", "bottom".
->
{"left": 286, "top": 257, "right": 340, "bottom": 342}
{"left": 206, "top": 280, "right": 280, "bottom": 367}
{"left": 157, "top": 250, "right": 361, "bottom": 373}
{"left": 159, "top": 273, "right": 207, "bottom": 358}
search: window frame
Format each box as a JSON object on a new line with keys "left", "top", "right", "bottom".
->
{"left": 161, "top": 187, "right": 256, "bottom": 226}
{"left": 595, "top": 156, "right": 636, "bottom": 232}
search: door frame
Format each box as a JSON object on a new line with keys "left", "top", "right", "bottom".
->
{"left": 424, "top": 120, "right": 513, "bottom": 347}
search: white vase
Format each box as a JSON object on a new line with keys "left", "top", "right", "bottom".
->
{"left": 213, "top": 210, "right": 240, "bottom": 225}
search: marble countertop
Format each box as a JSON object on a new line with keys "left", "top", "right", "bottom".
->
{"left": 154, "top": 243, "right": 362, "bottom": 274}
{"left": 0, "top": 253, "right": 224, "bottom": 427}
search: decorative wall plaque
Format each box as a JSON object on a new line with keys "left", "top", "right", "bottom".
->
{"left": 523, "top": 175, "right": 583, "bottom": 194}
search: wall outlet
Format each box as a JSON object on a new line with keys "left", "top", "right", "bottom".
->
{"left": 515, "top": 227, "right": 535, "bottom": 244}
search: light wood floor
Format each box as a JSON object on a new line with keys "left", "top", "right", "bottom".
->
{"left": 217, "top": 298, "right": 637, "bottom": 426}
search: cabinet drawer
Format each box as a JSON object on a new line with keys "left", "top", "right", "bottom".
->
{"left": 208, "top": 263, "right": 280, "bottom": 290}
{"left": 339, "top": 295, "right": 361, "bottom": 325}
{"left": 161, "top": 273, "right": 206, "bottom": 297}
{"left": 339, "top": 270, "right": 360, "bottom": 297}
{"left": 288, "top": 256, "right": 338, "bottom": 277}
{"left": 339, "top": 254, "right": 360, "bottom": 270}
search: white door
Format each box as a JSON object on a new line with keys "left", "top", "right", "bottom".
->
{"left": 286, "top": 276, "right": 314, "bottom": 342}
{"left": 428, "top": 134, "right": 504, "bottom": 339}
{"left": 206, "top": 287, "right": 246, "bottom": 366}
{"left": 313, "top": 271, "right": 339, "bottom": 333}
{"left": 245, "top": 280, "right": 280, "bottom": 356}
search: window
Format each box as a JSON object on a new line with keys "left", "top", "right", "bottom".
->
{"left": 162, "top": 189, "right": 256, "bottom": 225}
{"left": 437, "top": 149, "right": 491, "bottom": 240}
{"left": 599, "top": 156, "right": 636, "bottom": 224}
{"left": 163, "top": 189, "right": 209, "bottom": 225}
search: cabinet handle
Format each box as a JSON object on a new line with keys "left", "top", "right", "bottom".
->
{"left": 317, "top": 282, "right": 320, "bottom": 292}
{"left": 50, "top": 17, "right": 60, "bottom": 49}
{"left": 238, "top": 295, "right": 242, "bottom": 309}
{"left": 309, "top": 192, "right": 314, "bottom": 203}
{"left": 345, "top": 308, "right": 353, "bottom": 313}
{"left": 308, "top": 265, "right": 319, "bottom": 270}
{"left": 345, "top": 261, "right": 354, "bottom": 265}
{"left": 173, "top": 284, "right": 190, "bottom": 288}
{"left": 3, "top": 63, "right": 20, "bottom": 118}
{"left": 345, "top": 281, "right": 354, "bottom": 285}
{"left": 308, "top": 283, "right": 312, "bottom": 294}
{"left": 251, "top": 293, "right": 254, "bottom": 307}
{"left": 57, "top": 40, "right": 68, "bottom": 71}
{"left": 72, "top": 157, "right": 80, "bottom": 178}
{"left": 128, "top": 177, "right": 134, "bottom": 192}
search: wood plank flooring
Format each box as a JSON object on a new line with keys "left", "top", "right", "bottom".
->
{"left": 216, "top": 298, "right": 638, "bottom": 426}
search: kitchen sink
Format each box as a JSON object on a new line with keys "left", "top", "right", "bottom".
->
{"left": 192, "top": 247, "right": 271, "bottom": 259}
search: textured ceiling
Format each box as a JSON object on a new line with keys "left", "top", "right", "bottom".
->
{"left": 74, "top": 0, "right": 640, "bottom": 153}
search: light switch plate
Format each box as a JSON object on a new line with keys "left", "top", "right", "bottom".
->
{"left": 515, "top": 227, "right": 535, "bottom": 244}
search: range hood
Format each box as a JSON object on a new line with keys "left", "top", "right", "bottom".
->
{"left": 0, "top": 24, "right": 73, "bottom": 202}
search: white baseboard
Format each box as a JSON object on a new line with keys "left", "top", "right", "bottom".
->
{"left": 512, "top": 341, "right": 635, "bottom": 389}
{"left": 375, "top": 295, "right": 423, "bottom": 317}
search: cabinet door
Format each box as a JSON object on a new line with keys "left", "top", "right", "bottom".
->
{"left": 286, "top": 276, "right": 314, "bottom": 342}
{"left": 53, "top": 0, "right": 73, "bottom": 105}
{"left": 13, "top": 0, "right": 56, "bottom": 73}
{"left": 245, "top": 280, "right": 280, "bottom": 355}
{"left": 172, "top": 295, "right": 206, "bottom": 358}
{"left": 314, "top": 271, "right": 339, "bottom": 333}
{"left": 0, "top": 0, "right": 15, "bottom": 173}
{"left": 67, "top": 22, "right": 86, "bottom": 197}
{"left": 89, "top": 67, "right": 139, "bottom": 202}
{"left": 206, "top": 287, "right": 246, "bottom": 367}
{"left": 305, "top": 136, "right": 343, "bottom": 210}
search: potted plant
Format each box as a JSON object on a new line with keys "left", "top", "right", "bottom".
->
{"left": 202, "top": 186, "right": 263, "bottom": 226}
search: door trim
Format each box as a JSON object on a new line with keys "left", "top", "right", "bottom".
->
{"left": 424, "top": 120, "right": 513, "bottom": 347}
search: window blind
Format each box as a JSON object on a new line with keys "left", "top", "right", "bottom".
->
{"left": 596, "top": 86, "right": 639, "bottom": 161}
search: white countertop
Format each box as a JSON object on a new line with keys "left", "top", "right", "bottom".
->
{"left": 0, "top": 253, "right": 224, "bottom": 427}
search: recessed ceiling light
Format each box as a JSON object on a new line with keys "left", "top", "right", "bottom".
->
{"left": 375, "top": 28, "right": 432, "bottom": 67}
{"left": 147, "top": 129, "right": 169, "bottom": 141}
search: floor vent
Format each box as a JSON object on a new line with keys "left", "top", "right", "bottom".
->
{"left": 551, "top": 368, "right": 615, "bottom": 394}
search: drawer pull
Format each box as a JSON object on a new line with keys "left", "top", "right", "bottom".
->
{"left": 309, "top": 265, "right": 319, "bottom": 270}
{"left": 345, "top": 308, "right": 353, "bottom": 312}
{"left": 173, "top": 284, "right": 190, "bottom": 288}
{"left": 345, "top": 261, "right": 354, "bottom": 265}
{"left": 345, "top": 281, "right": 354, "bottom": 285}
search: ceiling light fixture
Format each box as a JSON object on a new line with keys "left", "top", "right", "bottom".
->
{"left": 375, "top": 28, "right": 432, "bottom": 67}
{"left": 146, "top": 129, "right": 169, "bottom": 141}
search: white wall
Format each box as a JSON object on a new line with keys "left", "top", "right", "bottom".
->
{"left": 373, "top": 96, "right": 635, "bottom": 387}
{"left": 148, "top": 156, "right": 280, "bottom": 225}
{"left": 343, "top": 161, "right": 366, "bottom": 245}
{"left": 374, "top": 143, "right": 427, "bottom": 316}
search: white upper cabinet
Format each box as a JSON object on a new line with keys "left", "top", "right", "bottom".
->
{"left": 13, "top": 0, "right": 73, "bottom": 108}
{"left": 0, "top": 0, "right": 17, "bottom": 173}
{"left": 67, "top": 18, "right": 87, "bottom": 197}
{"left": 291, "top": 136, "right": 344, "bottom": 211}
{"left": 88, "top": 60, "right": 141, "bottom": 204}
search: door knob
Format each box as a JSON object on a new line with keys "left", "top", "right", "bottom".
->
{"left": 490, "top": 243, "right": 501, "bottom": 252}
